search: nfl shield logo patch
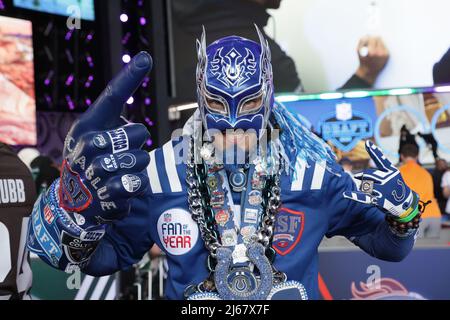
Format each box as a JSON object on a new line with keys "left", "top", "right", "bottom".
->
{"left": 272, "top": 208, "right": 305, "bottom": 256}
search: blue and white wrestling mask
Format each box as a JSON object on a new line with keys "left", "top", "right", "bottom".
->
{"left": 196, "top": 26, "right": 274, "bottom": 135}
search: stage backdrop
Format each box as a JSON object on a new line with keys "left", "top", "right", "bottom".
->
{"left": 318, "top": 247, "right": 450, "bottom": 300}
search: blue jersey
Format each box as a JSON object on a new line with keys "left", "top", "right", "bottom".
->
{"left": 84, "top": 139, "right": 416, "bottom": 300}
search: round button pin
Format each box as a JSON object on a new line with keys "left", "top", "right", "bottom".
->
{"left": 229, "top": 171, "right": 246, "bottom": 192}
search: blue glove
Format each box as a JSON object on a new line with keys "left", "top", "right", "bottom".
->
{"left": 343, "top": 141, "right": 419, "bottom": 221}
{"left": 60, "top": 51, "right": 153, "bottom": 225}
{"left": 27, "top": 52, "right": 153, "bottom": 270}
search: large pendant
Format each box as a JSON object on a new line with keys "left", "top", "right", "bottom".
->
{"left": 186, "top": 242, "right": 309, "bottom": 300}
{"left": 214, "top": 243, "right": 273, "bottom": 300}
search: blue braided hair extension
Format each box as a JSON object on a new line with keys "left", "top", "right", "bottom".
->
{"left": 270, "top": 102, "right": 338, "bottom": 176}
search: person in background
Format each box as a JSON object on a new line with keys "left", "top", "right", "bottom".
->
{"left": 399, "top": 144, "right": 441, "bottom": 238}
{"left": 398, "top": 125, "right": 418, "bottom": 160}
{"left": 433, "top": 47, "right": 450, "bottom": 85}
{"left": 0, "top": 143, "right": 36, "bottom": 300}
{"left": 341, "top": 36, "right": 390, "bottom": 89}
{"left": 171, "top": 0, "right": 390, "bottom": 103}
{"left": 172, "top": 0, "right": 299, "bottom": 101}
{"left": 433, "top": 159, "right": 448, "bottom": 216}
{"left": 30, "top": 156, "right": 61, "bottom": 196}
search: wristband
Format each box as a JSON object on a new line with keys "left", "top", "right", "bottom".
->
{"left": 395, "top": 193, "right": 420, "bottom": 223}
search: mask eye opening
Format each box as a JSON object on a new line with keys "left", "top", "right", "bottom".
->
{"left": 199, "top": 81, "right": 230, "bottom": 116}
{"left": 237, "top": 90, "right": 265, "bottom": 117}
{"left": 202, "top": 88, "right": 229, "bottom": 116}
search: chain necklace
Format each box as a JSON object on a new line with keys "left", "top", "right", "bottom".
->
{"left": 186, "top": 137, "right": 282, "bottom": 259}
{"left": 184, "top": 136, "right": 311, "bottom": 300}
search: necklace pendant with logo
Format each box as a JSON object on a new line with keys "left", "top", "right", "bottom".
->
{"left": 229, "top": 169, "right": 247, "bottom": 192}
{"left": 214, "top": 243, "right": 273, "bottom": 300}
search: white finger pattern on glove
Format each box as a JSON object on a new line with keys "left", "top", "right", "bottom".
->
{"left": 343, "top": 141, "right": 415, "bottom": 217}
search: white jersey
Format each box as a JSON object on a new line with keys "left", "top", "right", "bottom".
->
{"left": 0, "top": 144, "right": 36, "bottom": 299}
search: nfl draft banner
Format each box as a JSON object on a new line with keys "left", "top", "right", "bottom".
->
{"left": 318, "top": 103, "right": 373, "bottom": 152}
{"left": 284, "top": 97, "right": 377, "bottom": 154}
{"left": 280, "top": 91, "right": 450, "bottom": 165}
{"left": 318, "top": 247, "right": 450, "bottom": 300}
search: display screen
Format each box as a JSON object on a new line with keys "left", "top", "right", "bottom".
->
{"left": 0, "top": 15, "right": 36, "bottom": 146}
{"left": 277, "top": 87, "right": 450, "bottom": 166}
{"left": 13, "top": 0, "right": 95, "bottom": 21}
{"left": 266, "top": 0, "right": 450, "bottom": 91}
